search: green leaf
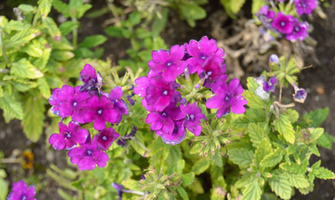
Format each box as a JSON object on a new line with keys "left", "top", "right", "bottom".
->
{"left": 38, "top": 0, "right": 52, "bottom": 20}
{"left": 78, "top": 35, "right": 107, "bottom": 48}
{"left": 288, "top": 173, "right": 309, "bottom": 189}
{"left": 22, "top": 95, "right": 46, "bottom": 142}
{"left": 0, "top": 179, "right": 8, "bottom": 200}
{"left": 20, "top": 40, "right": 43, "bottom": 57}
{"left": 308, "top": 145, "right": 320, "bottom": 156}
{"left": 254, "top": 138, "right": 271, "bottom": 166}
{"left": 268, "top": 174, "right": 292, "bottom": 200}
{"left": 104, "top": 26, "right": 124, "bottom": 38}
{"left": 76, "top": 4, "right": 92, "bottom": 18}
{"left": 252, "top": 0, "right": 266, "bottom": 15}
{"left": 34, "top": 48, "right": 51, "bottom": 72}
{"left": 242, "top": 180, "right": 262, "bottom": 200}
{"left": 243, "top": 90, "right": 267, "bottom": 109}
{"left": 274, "top": 114, "right": 295, "bottom": 144}
{"left": 181, "top": 172, "right": 195, "bottom": 186}
{"left": 122, "top": 179, "right": 142, "bottom": 191}
{"left": 10, "top": 59, "right": 44, "bottom": 79}
{"left": 213, "top": 150, "right": 223, "bottom": 167}
{"left": 51, "top": 50, "right": 74, "bottom": 61}
{"left": 260, "top": 149, "right": 282, "bottom": 168}
{"left": 130, "top": 132, "right": 146, "bottom": 155}
{"left": 285, "top": 109, "right": 299, "bottom": 123}
{"left": 6, "top": 28, "right": 40, "bottom": 50}
{"left": 313, "top": 167, "right": 335, "bottom": 180}
{"left": 38, "top": 77, "right": 51, "bottom": 99}
{"left": 231, "top": 0, "right": 246, "bottom": 14}
{"left": 246, "top": 77, "right": 259, "bottom": 92}
{"left": 57, "top": 189, "right": 75, "bottom": 200}
{"left": 228, "top": 148, "right": 253, "bottom": 168}
{"left": 280, "top": 162, "right": 306, "bottom": 174}
{"left": 305, "top": 107, "right": 329, "bottom": 127}
{"left": 127, "top": 11, "right": 141, "bottom": 27}
{"left": 43, "top": 17, "right": 62, "bottom": 41}
{"left": 10, "top": 78, "right": 39, "bottom": 92}
{"left": 191, "top": 158, "right": 211, "bottom": 175}
{"left": 59, "top": 21, "right": 80, "bottom": 36}
{"left": 177, "top": 186, "right": 189, "bottom": 200}
{"left": 52, "top": 0, "right": 70, "bottom": 17}
{"left": 152, "top": 9, "right": 169, "bottom": 35}
{"left": 317, "top": 132, "right": 335, "bottom": 150}
{"left": 310, "top": 128, "right": 324, "bottom": 142}
{"left": 0, "top": 94, "right": 23, "bottom": 120}
{"left": 178, "top": 3, "right": 206, "bottom": 27}
{"left": 0, "top": 87, "right": 3, "bottom": 97}
{"left": 248, "top": 123, "right": 268, "bottom": 148}
{"left": 18, "top": 4, "right": 35, "bottom": 14}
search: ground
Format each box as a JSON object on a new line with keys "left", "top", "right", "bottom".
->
{"left": 1, "top": 0, "right": 335, "bottom": 199}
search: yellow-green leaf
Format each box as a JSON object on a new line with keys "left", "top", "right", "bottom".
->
{"left": 38, "top": 77, "right": 51, "bottom": 98}
{"left": 10, "top": 59, "right": 44, "bottom": 79}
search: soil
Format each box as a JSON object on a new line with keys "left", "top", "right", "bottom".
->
{"left": 1, "top": 0, "right": 335, "bottom": 199}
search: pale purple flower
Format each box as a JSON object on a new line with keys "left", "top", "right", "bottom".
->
{"left": 109, "top": 86, "right": 129, "bottom": 124}
{"left": 49, "top": 121, "right": 90, "bottom": 150}
{"left": 269, "top": 54, "right": 280, "bottom": 64}
{"left": 294, "top": 0, "right": 317, "bottom": 15}
{"left": 148, "top": 45, "right": 187, "bottom": 82}
{"left": 144, "top": 75, "right": 180, "bottom": 112}
{"left": 7, "top": 181, "right": 36, "bottom": 200}
{"left": 84, "top": 95, "right": 118, "bottom": 130}
{"left": 112, "top": 183, "right": 123, "bottom": 200}
{"left": 263, "top": 76, "right": 278, "bottom": 93}
{"left": 292, "top": 83, "right": 307, "bottom": 103}
{"left": 198, "top": 55, "right": 227, "bottom": 89}
{"left": 161, "top": 120, "right": 186, "bottom": 145}
{"left": 180, "top": 102, "right": 206, "bottom": 136}
{"left": 68, "top": 142, "right": 108, "bottom": 170}
{"left": 286, "top": 20, "right": 309, "bottom": 41}
{"left": 272, "top": 12, "right": 294, "bottom": 34}
{"left": 185, "top": 36, "right": 225, "bottom": 74}
{"left": 94, "top": 127, "right": 119, "bottom": 151}
{"left": 146, "top": 103, "right": 186, "bottom": 136}
{"left": 206, "top": 79, "right": 247, "bottom": 118}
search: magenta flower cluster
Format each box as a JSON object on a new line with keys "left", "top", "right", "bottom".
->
{"left": 49, "top": 64, "right": 125, "bottom": 170}
{"left": 256, "top": 5, "right": 310, "bottom": 42}
{"left": 7, "top": 180, "right": 36, "bottom": 200}
{"left": 134, "top": 36, "right": 247, "bottom": 145}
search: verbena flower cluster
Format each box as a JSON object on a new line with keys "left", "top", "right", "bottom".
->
{"left": 49, "top": 64, "right": 127, "bottom": 170}
{"left": 7, "top": 180, "right": 36, "bottom": 200}
{"left": 256, "top": 0, "right": 316, "bottom": 42}
{"left": 134, "top": 36, "right": 247, "bottom": 145}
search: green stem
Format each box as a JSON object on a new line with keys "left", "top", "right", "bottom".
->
{"left": 122, "top": 189, "right": 145, "bottom": 196}
{"left": 279, "top": 84, "right": 283, "bottom": 103}
{"left": 32, "top": 7, "right": 40, "bottom": 27}
{"left": 0, "top": 31, "right": 8, "bottom": 64}
{"left": 133, "top": 137, "right": 149, "bottom": 151}
{"left": 71, "top": 16, "right": 78, "bottom": 48}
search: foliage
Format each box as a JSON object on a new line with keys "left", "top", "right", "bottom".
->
{"left": 0, "top": 0, "right": 108, "bottom": 142}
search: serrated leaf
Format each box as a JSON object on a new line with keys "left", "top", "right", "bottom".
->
{"left": 22, "top": 95, "right": 46, "bottom": 142}
{"left": 288, "top": 173, "right": 309, "bottom": 188}
{"left": 52, "top": 0, "right": 70, "bottom": 17}
{"left": 0, "top": 86, "right": 3, "bottom": 97}
{"left": 213, "top": 150, "right": 223, "bottom": 167}
{"left": 191, "top": 158, "right": 211, "bottom": 175}
{"left": 303, "top": 107, "right": 329, "bottom": 128}
{"left": 20, "top": 40, "right": 43, "bottom": 57}
{"left": 59, "top": 21, "right": 79, "bottom": 36}
{"left": 243, "top": 90, "right": 267, "bottom": 109}
{"left": 308, "top": 145, "right": 320, "bottom": 156}
{"left": 130, "top": 132, "right": 146, "bottom": 155}
{"left": 269, "top": 175, "right": 292, "bottom": 200}
{"left": 317, "top": 132, "right": 335, "bottom": 150}
{"left": 181, "top": 172, "right": 195, "bottom": 186}
{"left": 231, "top": 0, "right": 246, "bottom": 14}
{"left": 38, "top": 77, "right": 51, "bottom": 99}
{"left": 34, "top": 48, "right": 51, "bottom": 72}
{"left": 286, "top": 109, "right": 299, "bottom": 123}
{"left": 11, "top": 78, "right": 39, "bottom": 92}
{"left": 43, "top": 17, "right": 62, "bottom": 41}
{"left": 248, "top": 123, "right": 268, "bottom": 148}
{"left": 177, "top": 186, "right": 189, "bottom": 200}
{"left": 280, "top": 162, "right": 306, "bottom": 174}
{"left": 0, "top": 93, "right": 23, "bottom": 120}
{"left": 38, "top": 0, "right": 52, "bottom": 20}
{"left": 6, "top": 28, "right": 40, "bottom": 50}
{"left": 78, "top": 35, "right": 107, "bottom": 48}
{"left": 242, "top": 180, "right": 262, "bottom": 200}
{"left": 260, "top": 150, "right": 282, "bottom": 168}
{"left": 51, "top": 50, "right": 74, "bottom": 61}
{"left": 275, "top": 114, "right": 295, "bottom": 144}
{"left": 152, "top": 9, "right": 169, "bottom": 35}
{"left": 313, "top": 167, "right": 335, "bottom": 180}
{"left": 121, "top": 179, "right": 142, "bottom": 191}
{"left": 76, "top": 4, "right": 92, "bottom": 18}
{"left": 228, "top": 148, "right": 253, "bottom": 168}
{"left": 166, "top": 145, "right": 182, "bottom": 166}
{"left": 127, "top": 10, "right": 141, "bottom": 27}
{"left": 254, "top": 138, "right": 271, "bottom": 166}
{"left": 178, "top": 2, "right": 206, "bottom": 27}
{"left": 10, "top": 59, "right": 44, "bottom": 79}
{"left": 310, "top": 128, "right": 324, "bottom": 142}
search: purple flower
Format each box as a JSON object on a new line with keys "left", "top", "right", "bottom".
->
{"left": 146, "top": 103, "right": 186, "bottom": 136}
{"left": 94, "top": 127, "right": 120, "bottom": 151}
{"left": 68, "top": 142, "right": 109, "bottom": 170}
{"left": 206, "top": 79, "right": 247, "bottom": 118}
{"left": 7, "top": 181, "right": 36, "bottom": 200}
{"left": 53, "top": 85, "right": 90, "bottom": 122}
{"left": 286, "top": 20, "right": 309, "bottom": 41}
{"left": 148, "top": 45, "right": 187, "bottom": 82}
{"left": 258, "top": 5, "right": 275, "bottom": 19}
{"left": 117, "top": 126, "right": 138, "bottom": 147}
{"left": 112, "top": 183, "right": 123, "bottom": 200}
{"left": 80, "top": 64, "right": 97, "bottom": 83}
{"left": 144, "top": 75, "right": 180, "bottom": 112}
{"left": 84, "top": 95, "right": 118, "bottom": 130}
{"left": 134, "top": 77, "right": 150, "bottom": 97}
{"left": 185, "top": 36, "right": 225, "bottom": 74}
{"left": 109, "top": 87, "right": 129, "bottom": 124}
{"left": 294, "top": 0, "right": 317, "bottom": 15}
{"left": 126, "top": 94, "right": 136, "bottom": 106}
{"left": 49, "top": 121, "right": 90, "bottom": 150}
{"left": 161, "top": 120, "right": 186, "bottom": 145}
{"left": 269, "top": 54, "right": 280, "bottom": 64}
{"left": 263, "top": 76, "right": 278, "bottom": 93}
{"left": 292, "top": 83, "right": 307, "bottom": 103}
{"left": 198, "top": 55, "right": 227, "bottom": 89}
{"left": 79, "top": 64, "right": 104, "bottom": 94}
{"left": 49, "top": 88, "right": 62, "bottom": 116}
{"left": 180, "top": 102, "right": 206, "bottom": 136}
{"left": 272, "top": 12, "right": 294, "bottom": 34}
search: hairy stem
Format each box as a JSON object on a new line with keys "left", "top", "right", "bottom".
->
{"left": 279, "top": 84, "right": 283, "bottom": 103}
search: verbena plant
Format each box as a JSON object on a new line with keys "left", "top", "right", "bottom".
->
{"left": 43, "top": 36, "right": 335, "bottom": 200}
{"left": 0, "top": 0, "right": 110, "bottom": 142}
